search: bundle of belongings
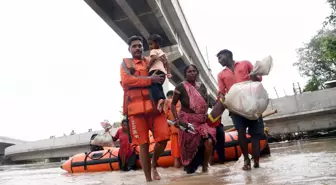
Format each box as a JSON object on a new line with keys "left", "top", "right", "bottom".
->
{"left": 90, "top": 120, "right": 115, "bottom": 147}
{"left": 207, "top": 55, "right": 273, "bottom": 127}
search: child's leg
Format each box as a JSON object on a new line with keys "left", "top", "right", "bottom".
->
{"left": 157, "top": 99, "right": 165, "bottom": 112}
{"left": 156, "top": 76, "right": 166, "bottom": 112}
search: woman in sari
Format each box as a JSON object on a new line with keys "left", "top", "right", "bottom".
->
{"left": 171, "top": 64, "right": 216, "bottom": 174}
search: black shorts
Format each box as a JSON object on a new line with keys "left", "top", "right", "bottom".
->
{"left": 149, "top": 70, "right": 166, "bottom": 101}
{"left": 230, "top": 113, "right": 265, "bottom": 136}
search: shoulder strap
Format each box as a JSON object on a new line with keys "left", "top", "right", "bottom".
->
{"left": 122, "top": 58, "right": 135, "bottom": 75}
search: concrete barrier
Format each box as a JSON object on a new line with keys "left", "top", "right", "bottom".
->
{"left": 264, "top": 87, "right": 336, "bottom": 133}
{"left": 221, "top": 88, "right": 336, "bottom": 133}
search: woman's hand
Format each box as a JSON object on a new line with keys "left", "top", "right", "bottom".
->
{"left": 174, "top": 117, "right": 180, "bottom": 128}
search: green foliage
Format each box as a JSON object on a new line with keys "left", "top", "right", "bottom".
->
{"left": 294, "top": 29, "right": 336, "bottom": 91}
{"left": 295, "top": 0, "right": 336, "bottom": 92}
{"left": 324, "top": 0, "right": 336, "bottom": 27}
{"left": 303, "top": 75, "right": 324, "bottom": 92}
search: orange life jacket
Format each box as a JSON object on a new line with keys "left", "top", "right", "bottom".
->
{"left": 120, "top": 58, "right": 154, "bottom": 116}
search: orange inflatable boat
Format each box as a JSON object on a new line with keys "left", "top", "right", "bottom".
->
{"left": 61, "top": 130, "right": 268, "bottom": 173}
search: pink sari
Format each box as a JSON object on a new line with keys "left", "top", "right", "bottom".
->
{"left": 178, "top": 81, "right": 216, "bottom": 166}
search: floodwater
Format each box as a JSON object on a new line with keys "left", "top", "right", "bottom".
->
{"left": 1, "top": 138, "right": 336, "bottom": 185}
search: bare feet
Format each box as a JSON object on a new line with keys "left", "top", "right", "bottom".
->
{"left": 202, "top": 164, "right": 209, "bottom": 172}
{"left": 209, "top": 156, "right": 214, "bottom": 165}
{"left": 253, "top": 157, "right": 260, "bottom": 168}
{"left": 242, "top": 158, "right": 251, "bottom": 171}
{"left": 152, "top": 168, "right": 161, "bottom": 180}
{"left": 174, "top": 158, "right": 181, "bottom": 168}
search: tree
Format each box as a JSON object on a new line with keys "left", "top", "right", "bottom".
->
{"left": 294, "top": 29, "right": 336, "bottom": 91}
{"left": 295, "top": 0, "right": 336, "bottom": 91}
{"left": 303, "top": 75, "right": 325, "bottom": 92}
{"left": 324, "top": 0, "right": 336, "bottom": 27}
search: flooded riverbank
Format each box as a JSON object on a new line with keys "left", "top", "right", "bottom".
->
{"left": 1, "top": 138, "right": 336, "bottom": 185}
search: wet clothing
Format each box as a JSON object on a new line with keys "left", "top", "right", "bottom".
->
{"left": 175, "top": 81, "right": 216, "bottom": 173}
{"left": 164, "top": 98, "right": 181, "bottom": 158}
{"left": 118, "top": 151, "right": 137, "bottom": 171}
{"left": 217, "top": 60, "right": 264, "bottom": 136}
{"left": 128, "top": 113, "right": 170, "bottom": 145}
{"left": 214, "top": 124, "right": 225, "bottom": 162}
{"left": 120, "top": 58, "right": 170, "bottom": 145}
{"left": 230, "top": 113, "right": 265, "bottom": 137}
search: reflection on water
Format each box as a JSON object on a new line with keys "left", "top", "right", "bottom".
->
{"left": 1, "top": 138, "right": 336, "bottom": 185}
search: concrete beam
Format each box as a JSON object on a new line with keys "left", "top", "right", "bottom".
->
{"left": 165, "top": 0, "right": 217, "bottom": 97}
{"left": 160, "top": 0, "right": 218, "bottom": 96}
{"left": 115, "top": 0, "right": 150, "bottom": 38}
{"left": 84, "top": 0, "right": 129, "bottom": 42}
{"left": 266, "top": 111, "right": 336, "bottom": 134}
{"left": 147, "top": 0, "right": 178, "bottom": 44}
{"left": 5, "top": 130, "right": 107, "bottom": 156}
{"left": 8, "top": 145, "right": 89, "bottom": 161}
{"left": 0, "top": 136, "right": 26, "bottom": 145}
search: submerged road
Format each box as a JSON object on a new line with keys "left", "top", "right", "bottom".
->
{"left": 1, "top": 138, "right": 336, "bottom": 185}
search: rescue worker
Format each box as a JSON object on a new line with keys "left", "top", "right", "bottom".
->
{"left": 164, "top": 90, "right": 181, "bottom": 168}
{"left": 120, "top": 35, "right": 169, "bottom": 182}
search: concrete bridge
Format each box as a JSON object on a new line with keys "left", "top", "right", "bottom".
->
{"left": 5, "top": 0, "right": 219, "bottom": 163}
{"left": 84, "top": 0, "right": 218, "bottom": 105}
{"left": 5, "top": 88, "right": 336, "bottom": 162}
{"left": 4, "top": 130, "right": 108, "bottom": 162}
{"left": 4, "top": 0, "right": 336, "bottom": 162}
{"left": 0, "top": 136, "right": 26, "bottom": 163}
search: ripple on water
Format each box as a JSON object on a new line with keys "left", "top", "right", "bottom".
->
{"left": 1, "top": 138, "right": 336, "bottom": 185}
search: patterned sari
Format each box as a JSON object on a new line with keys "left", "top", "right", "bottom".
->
{"left": 178, "top": 81, "right": 216, "bottom": 166}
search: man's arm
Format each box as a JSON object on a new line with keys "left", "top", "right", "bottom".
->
{"left": 246, "top": 61, "right": 262, "bottom": 81}
{"left": 217, "top": 73, "right": 227, "bottom": 100}
{"left": 120, "top": 63, "right": 152, "bottom": 87}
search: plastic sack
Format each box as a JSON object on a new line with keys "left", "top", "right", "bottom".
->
{"left": 100, "top": 120, "right": 112, "bottom": 130}
{"left": 224, "top": 81, "right": 269, "bottom": 120}
{"left": 250, "top": 55, "right": 273, "bottom": 76}
{"left": 90, "top": 131, "right": 115, "bottom": 147}
{"left": 90, "top": 120, "right": 115, "bottom": 147}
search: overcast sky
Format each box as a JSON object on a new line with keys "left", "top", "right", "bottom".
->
{"left": 0, "top": 0, "right": 330, "bottom": 141}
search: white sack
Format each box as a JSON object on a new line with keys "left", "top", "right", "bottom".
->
{"left": 224, "top": 55, "right": 273, "bottom": 120}
{"left": 224, "top": 81, "right": 269, "bottom": 120}
{"left": 90, "top": 130, "right": 115, "bottom": 147}
{"left": 90, "top": 120, "right": 115, "bottom": 147}
{"left": 250, "top": 55, "right": 273, "bottom": 76}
